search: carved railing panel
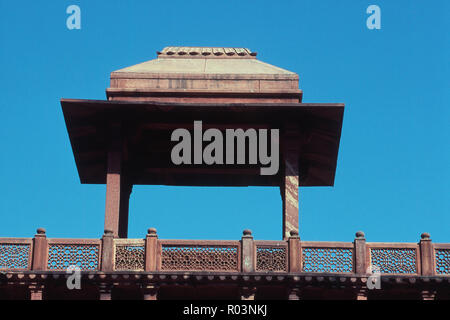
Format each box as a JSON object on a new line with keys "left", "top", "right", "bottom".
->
{"left": 435, "top": 248, "right": 450, "bottom": 275}
{"left": 369, "top": 247, "right": 417, "bottom": 274}
{"left": 160, "top": 241, "right": 239, "bottom": 272}
{"left": 114, "top": 239, "right": 145, "bottom": 271}
{"left": 302, "top": 247, "right": 353, "bottom": 273}
{"left": 47, "top": 240, "right": 100, "bottom": 271}
{"left": 1, "top": 234, "right": 450, "bottom": 277}
{"left": 255, "top": 242, "right": 287, "bottom": 272}
{"left": 0, "top": 241, "right": 31, "bottom": 270}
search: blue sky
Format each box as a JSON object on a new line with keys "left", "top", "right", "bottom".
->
{"left": 0, "top": 0, "right": 448, "bottom": 243}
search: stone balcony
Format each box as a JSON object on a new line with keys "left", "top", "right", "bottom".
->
{"left": 1, "top": 229, "right": 449, "bottom": 300}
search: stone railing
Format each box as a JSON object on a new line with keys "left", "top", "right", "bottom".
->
{"left": 1, "top": 229, "right": 449, "bottom": 276}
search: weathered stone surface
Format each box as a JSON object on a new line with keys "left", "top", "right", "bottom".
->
{"left": 107, "top": 47, "right": 301, "bottom": 103}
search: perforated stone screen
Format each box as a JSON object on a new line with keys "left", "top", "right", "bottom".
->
{"left": 47, "top": 244, "right": 99, "bottom": 271}
{"left": 115, "top": 245, "right": 145, "bottom": 271}
{"left": 370, "top": 248, "right": 417, "bottom": 274}
{"left": 256, "top": 246, "right": 287, "bottom": 272}
{"left": 302, "top": 248, "right": 353, "bottom": 273}
{"left": 0, "top": 244, "right": 30, "bottom": 270}
{"left": 161, "top": 245, "right": 238, "bottom": 271}
{"left": 435, "top": 249, "right": 450, "bottom": 275}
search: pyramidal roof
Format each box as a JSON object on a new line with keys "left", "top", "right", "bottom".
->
{"left": 107, "top": 47, "right": 301, "bottom": 103}
{"left": 112, "top": 46, "right": 297, "bottom": 76}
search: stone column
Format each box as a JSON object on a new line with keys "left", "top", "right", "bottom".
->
{"left": 145, "top": 228, "right": 158, "bottom": 271}
{"left": 32, "top": 228, "right": 48, "bottom": 271}
{"left": 241, "top": 229, "right": 254, "bottom": 273}
{"left": 281, "top": 125, "right": 300, "bottom": 240}
{"left": 288, "top": 231, "right": 301, "bottom": 272}
{"left": 104, "top": 147, "right": 122, "bottom": 238}
{"left": 104, "top": 122, "right": 133, "bottom": 238}
{"left": 419, "top": 233, "right": 434, "bottom": 276}
{"left": 101, "top": 229, "right": 114, "bottom": 272}
{"left": 354, "top": 231, "right": 367, "bottom": 275}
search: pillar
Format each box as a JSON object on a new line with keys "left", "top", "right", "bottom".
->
{"left": 32, "top": 228, "right": 47, "bottom": 271}
{"left": 288, "top": 230, "right": 301, "bottom": 272}
{"left": 104, "top": 122, "right": 133, "bottom": 238}
{"left": 419, "top": 233, "right": 434, "bottom": 276}
{"left": 354, "top": 231, "right": 367, "bottom": 275}
{"left": 101, "top": 229, "right": 114, "bottom": 272}
{"left": 241, "top": 229, "right": 254, "bottom": 273}
{"left": 281, "top": 124, "right": 300, "bottom": 240}
{"left": 145, "top": 228, "right": 158, "bottom": 271}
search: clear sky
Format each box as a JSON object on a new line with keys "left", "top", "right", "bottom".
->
{"left": 0, "top": 0, "right": 448, "bottom": 243}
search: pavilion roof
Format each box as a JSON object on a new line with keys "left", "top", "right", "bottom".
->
{"left": 61, "top": 99, "right": 344, "bottom": 187}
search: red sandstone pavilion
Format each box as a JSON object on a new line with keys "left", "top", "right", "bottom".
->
{"left": 0, "top": 47, "right": 449, "bottom": 300}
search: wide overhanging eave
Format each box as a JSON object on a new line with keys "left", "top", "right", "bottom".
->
{"left": 60, "top": 99, "right": 344, "bottom": 187}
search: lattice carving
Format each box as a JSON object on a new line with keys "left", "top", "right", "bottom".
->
{"left": 256, "top": 246, "right": 287, "bottom": 272}
{"left": 47, "top": 244, "right": 99, "bottom": 270}
{"left": 0, "top": 244, "right": 30, "bottom": 269}
{"left": 435, "top": 249, "right": 450, "bottom": 275}
{"left": 161, "top": 245, "right": 238, "bottom": 271}
{"left": 370, "top": 248, "right": 417, "bottom": 274}
{"left": 302, "top": 248, "right": 353, "bottom": 273}
{"left": 115, "top": 245, "right": 145, "bottom": 271}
